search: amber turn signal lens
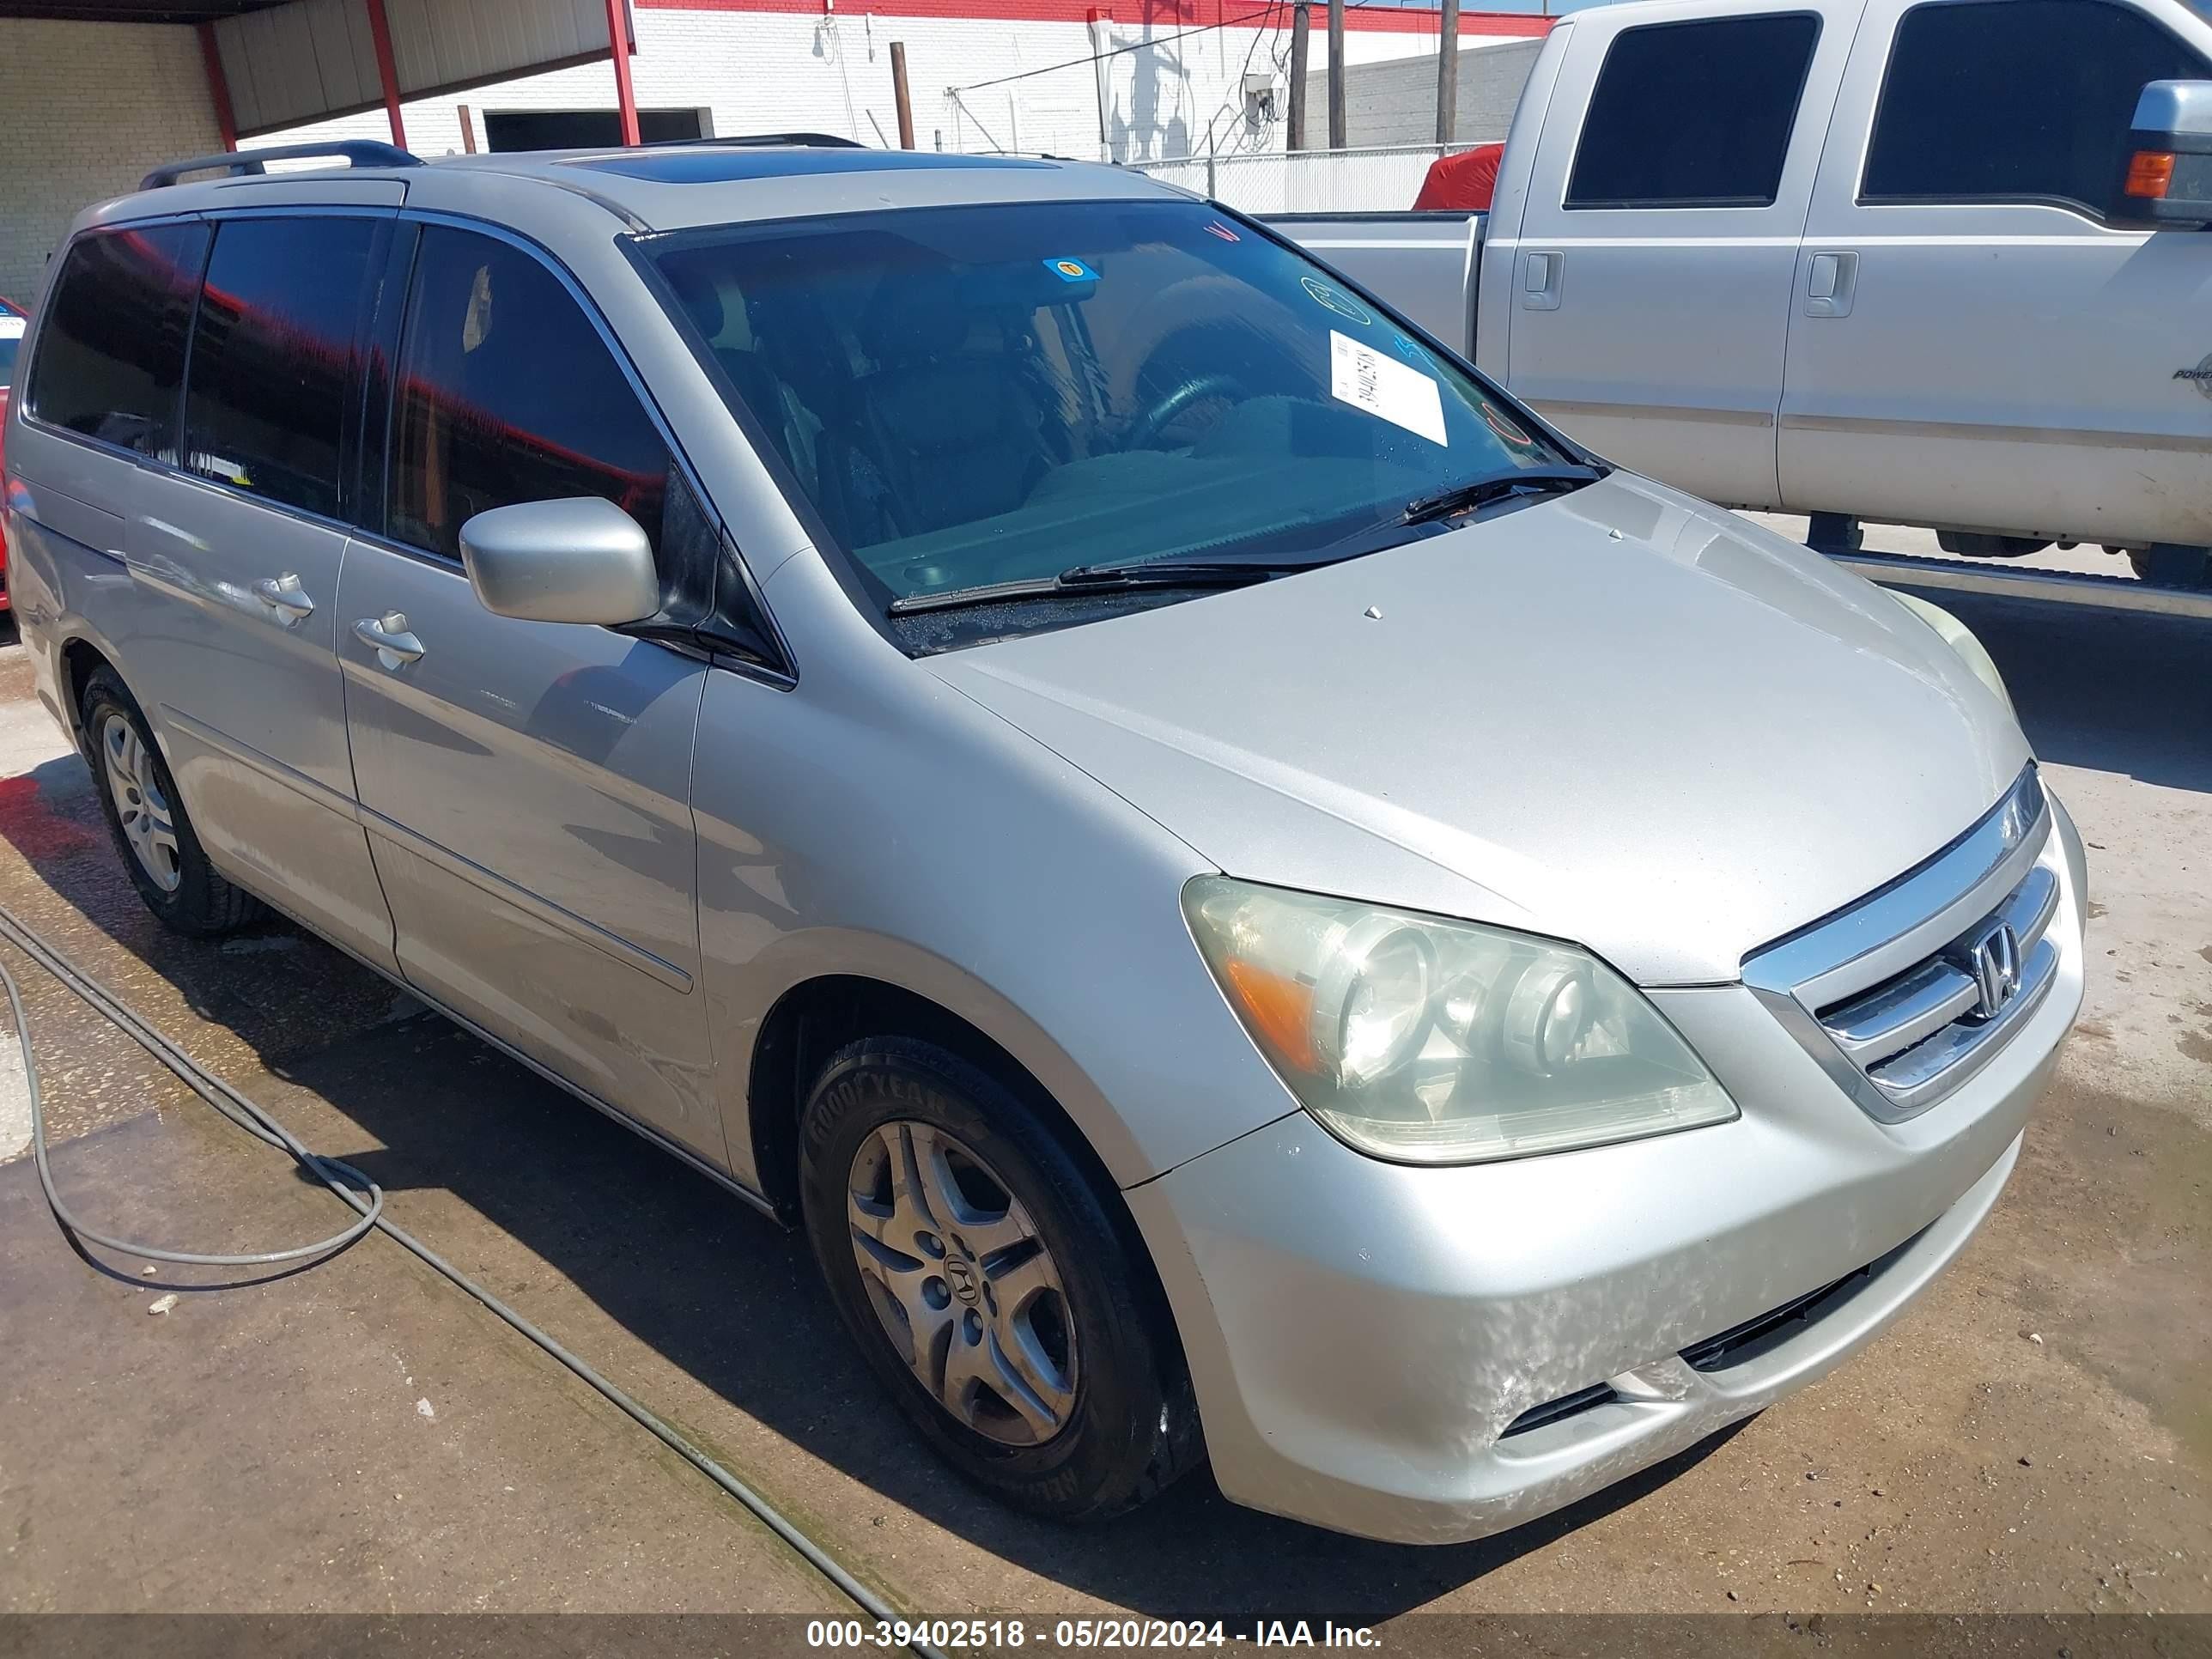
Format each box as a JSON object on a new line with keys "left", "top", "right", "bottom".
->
{"left": 1221, "top": 957, "right": 1318, "bottom": 1073}
{"left": 2124, "top": 150, "right": 2176, "bottom": 199}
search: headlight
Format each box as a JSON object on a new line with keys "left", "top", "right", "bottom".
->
{"left": 1183, "top": 877, "right": 1738, "bottom": 1165}
{"left": 1893, "top": 592, "right": 2013, "bottom": 717}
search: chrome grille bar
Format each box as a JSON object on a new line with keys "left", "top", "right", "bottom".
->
{"left": 1743, "top": 767, "right": 2059, "bottom": 1124}
{"left": 1823, "top": 957, "right": 1981, "bottom": 1062}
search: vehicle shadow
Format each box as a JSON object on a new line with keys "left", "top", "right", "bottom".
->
{"left": 0, "top": 738, "right": 1746, "bottom": 1620}
{"left": 271, "top": 1007, "right": 1760, "bottom": 1621}
{"left": 1913, "top": 584, "right": 2212, "bottom": 797}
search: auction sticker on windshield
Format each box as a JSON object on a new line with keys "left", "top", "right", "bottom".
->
{"left": 1329, "top": 329, "right": 1445, "bottom": 446}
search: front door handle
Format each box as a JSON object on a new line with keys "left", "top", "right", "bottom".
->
{"left": 252, "top": 573, "right": 315, "bottom": 624}
{"left": 1805, "top": 251, "right": 1859, "bottom": 318}
{"left": 353, "top": 612, "right": 424, "bottom": 669}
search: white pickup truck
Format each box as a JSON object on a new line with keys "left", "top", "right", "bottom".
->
{"left": 1270, "top": 0, "right": 2212, "bottom": 585}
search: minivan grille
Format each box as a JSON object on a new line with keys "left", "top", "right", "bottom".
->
{"left": 1743, "top": 769, "right": 2058, "bottom": 1123}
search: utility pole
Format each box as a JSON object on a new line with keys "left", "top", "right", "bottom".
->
{"left": 1326, "top": 0, "right": 1346, "bottom": 149}
{"left": 890, "top": 40, "right": 916, "bottom": 148}
{"left": 1435, "top": 0, "right": 1459, "bottom": 143}
{"left": 1286, "top": 0, "right": 1310, "bottom": 149}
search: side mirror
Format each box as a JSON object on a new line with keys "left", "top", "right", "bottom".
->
{"left": 457, "top": 497, "right": 660, "bottom": 626}
{"left": 2112, "top": 79, "right": 2212, "bottom": 229}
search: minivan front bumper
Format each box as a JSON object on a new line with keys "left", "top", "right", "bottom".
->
{"left": 1127, "top": 800, "right": 2084, "bottom": 1545}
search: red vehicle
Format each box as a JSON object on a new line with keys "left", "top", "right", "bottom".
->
{"left": 0, "top": 297, "right": 22, "bottom": 610}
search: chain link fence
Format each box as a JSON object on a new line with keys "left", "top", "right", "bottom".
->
{"left": 1127, "top": 143, "right": 1475, "bottom": 214}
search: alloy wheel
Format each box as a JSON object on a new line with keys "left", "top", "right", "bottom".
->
{"left": 847, "top": 1120, "right": 1079, "bottom": 1446}
{"left": 100, "top": 713, "right": 182, "bottom": 893}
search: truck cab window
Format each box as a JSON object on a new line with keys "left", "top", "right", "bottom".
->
{"left": 1566, "top": 15, "right": 1821, "bottom": 210}
{"left": 1863, "top": 0, "right": 2212, "bottom": 216}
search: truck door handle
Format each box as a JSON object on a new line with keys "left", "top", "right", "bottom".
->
{"left": 1805, "top": 251, "right": 1858, "bottom": 318}
{"left": 352, "top": 612, "right": 424, "bottom": 668}
{"left": 252, "top": 573, "right": 315, "bottom": 623}
{"left": 1521, "top": 250, "right": 1564, "bottom": 311}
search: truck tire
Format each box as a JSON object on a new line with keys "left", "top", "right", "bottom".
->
{"left": 2128, "top": 545, "right": 2212, "bottom": 588}
{"left": 1936, "top": 532, "right": 2051, "bottom": 559}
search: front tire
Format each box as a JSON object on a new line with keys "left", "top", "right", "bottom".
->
{"left": 799, "top": 1036, "right": 1200, "bottom": 1521}
{"left": 81, "top": 666, "right": 263, "bottom": 936}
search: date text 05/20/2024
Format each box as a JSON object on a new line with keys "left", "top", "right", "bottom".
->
{"left": 805, "top": 1620, "right": 1382, "bottom": 1650}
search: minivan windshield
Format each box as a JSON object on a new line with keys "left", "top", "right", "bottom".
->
{"left": 649, "top": 199, "right": 1576, "bottom": 617}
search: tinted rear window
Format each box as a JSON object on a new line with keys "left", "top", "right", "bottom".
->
{"left": 1567, "top": 14, "right": 1821, "bottom": 209}
{"left": 27, "top": 223, "right": 210, "bottom": 459}
{"left": 184, "top": 216, "right": 380, "bottom": 519}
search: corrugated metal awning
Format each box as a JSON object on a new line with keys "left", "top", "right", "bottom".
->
{"left": 210, "top": 0, "right": 626, "bottom": 137}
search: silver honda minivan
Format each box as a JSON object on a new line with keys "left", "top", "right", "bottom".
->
{"left": 2, "top": 138, "right": 2083, "bottom": 1545}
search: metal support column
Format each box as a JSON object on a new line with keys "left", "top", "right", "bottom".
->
{"left": 363, "top": 0, "right": 407, "bottom": 149}
{"left": 197, "top": 22, "right": 238, "bottom": 152}
{"left": 605, "top": 0, "right": 642, "bottom": 146}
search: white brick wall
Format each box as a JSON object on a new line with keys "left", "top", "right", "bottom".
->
{"left": 0, "top": 19, "right": 222, "bottom": 306}
{"left": 263, "top": 4, "right": 1469, "bottom": 169}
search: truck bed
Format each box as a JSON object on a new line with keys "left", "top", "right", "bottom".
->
{"left": 1267, "top": 213, "right": 1484, "bottom": 360}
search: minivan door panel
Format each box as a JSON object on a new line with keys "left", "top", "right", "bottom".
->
{"left": 122, "top": 213, "right": 399, "bottom": 968}
{"left": 337, "top": 547, "right": 720, "bottom": 1152}
{"left": 339, "top": 219, "right": 723, "bottom": 1163}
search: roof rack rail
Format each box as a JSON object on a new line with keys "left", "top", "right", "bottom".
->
{"left": 663, "top": 132, "right": 867, "bottom": 150}
{"left": 141, "top": 140, "right": 423, "bottom": 191}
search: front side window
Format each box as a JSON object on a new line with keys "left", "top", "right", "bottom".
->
{"left": 1863, "top": 0, "right": 2212, "bottom": 214}
{"left": 388, "top": 225, "right": 672, "bottom": 562}
{"left": 650, "top": 199, "right": 1573, "bottom": 631}
{"left": 27, "top": 223, "right": 210, "bottom": 459}
{"left": 1566, "top": 15, "right": 1821, "bottom": 210}
{"left": 185, "top": 216, "right": 380, "bottom": 518}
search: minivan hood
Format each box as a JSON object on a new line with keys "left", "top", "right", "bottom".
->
{"left": 927, "top": 474, "right": 2029, "bottom": 984}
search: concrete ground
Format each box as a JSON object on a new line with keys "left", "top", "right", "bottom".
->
{"left": 0, "top": 526, "right": 2208, "bottom": 1622}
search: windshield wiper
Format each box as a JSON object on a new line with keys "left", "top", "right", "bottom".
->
{"left": 1399, "top": 463, "right": 1607, "bottom": 526}
{"left": 886, "top": 559, "right": 1297, "bottom": 617}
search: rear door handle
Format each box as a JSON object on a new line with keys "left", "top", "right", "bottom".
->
{"left": 252, "top": 573, "right": 315, "bottom": 623}
{"left": 1805, "top": 251, "right": 1858, "bottom": 318}
{"left": 352, "top": 612, "right": 424, "bottom": 668}
{"left": 1520, "top": 249, "right": 1564, "bottom": 311}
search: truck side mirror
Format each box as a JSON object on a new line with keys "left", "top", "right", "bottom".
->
{"left": 2112, "top": 80, "right": 2212, "bottom": 229}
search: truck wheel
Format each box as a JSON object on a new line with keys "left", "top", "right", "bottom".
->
{"left": 799, "top": 1036, "right": 1202, "bottom": 1522}
{"left": 2129, "top": 544, "right": 2211, "bottom": 588}
{"left": 81, "top": 667, "right": 264, "bottom": 936}
{"left": 1936, "top": 532, "right": 2050, "bottom": 559}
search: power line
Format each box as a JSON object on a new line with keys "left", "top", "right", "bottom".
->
{"left": 952, "top": 0, "right": 1508, "bottom": 97}
{"left": 953, "top": 3, "right": 1285, "bottom": 92}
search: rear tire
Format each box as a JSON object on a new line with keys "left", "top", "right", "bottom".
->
{"left": 81, "top": 667, "right": 263, "bottom": 936}
{"left": 799, "top": 1036, "right": 1201, "bottom": 1522}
